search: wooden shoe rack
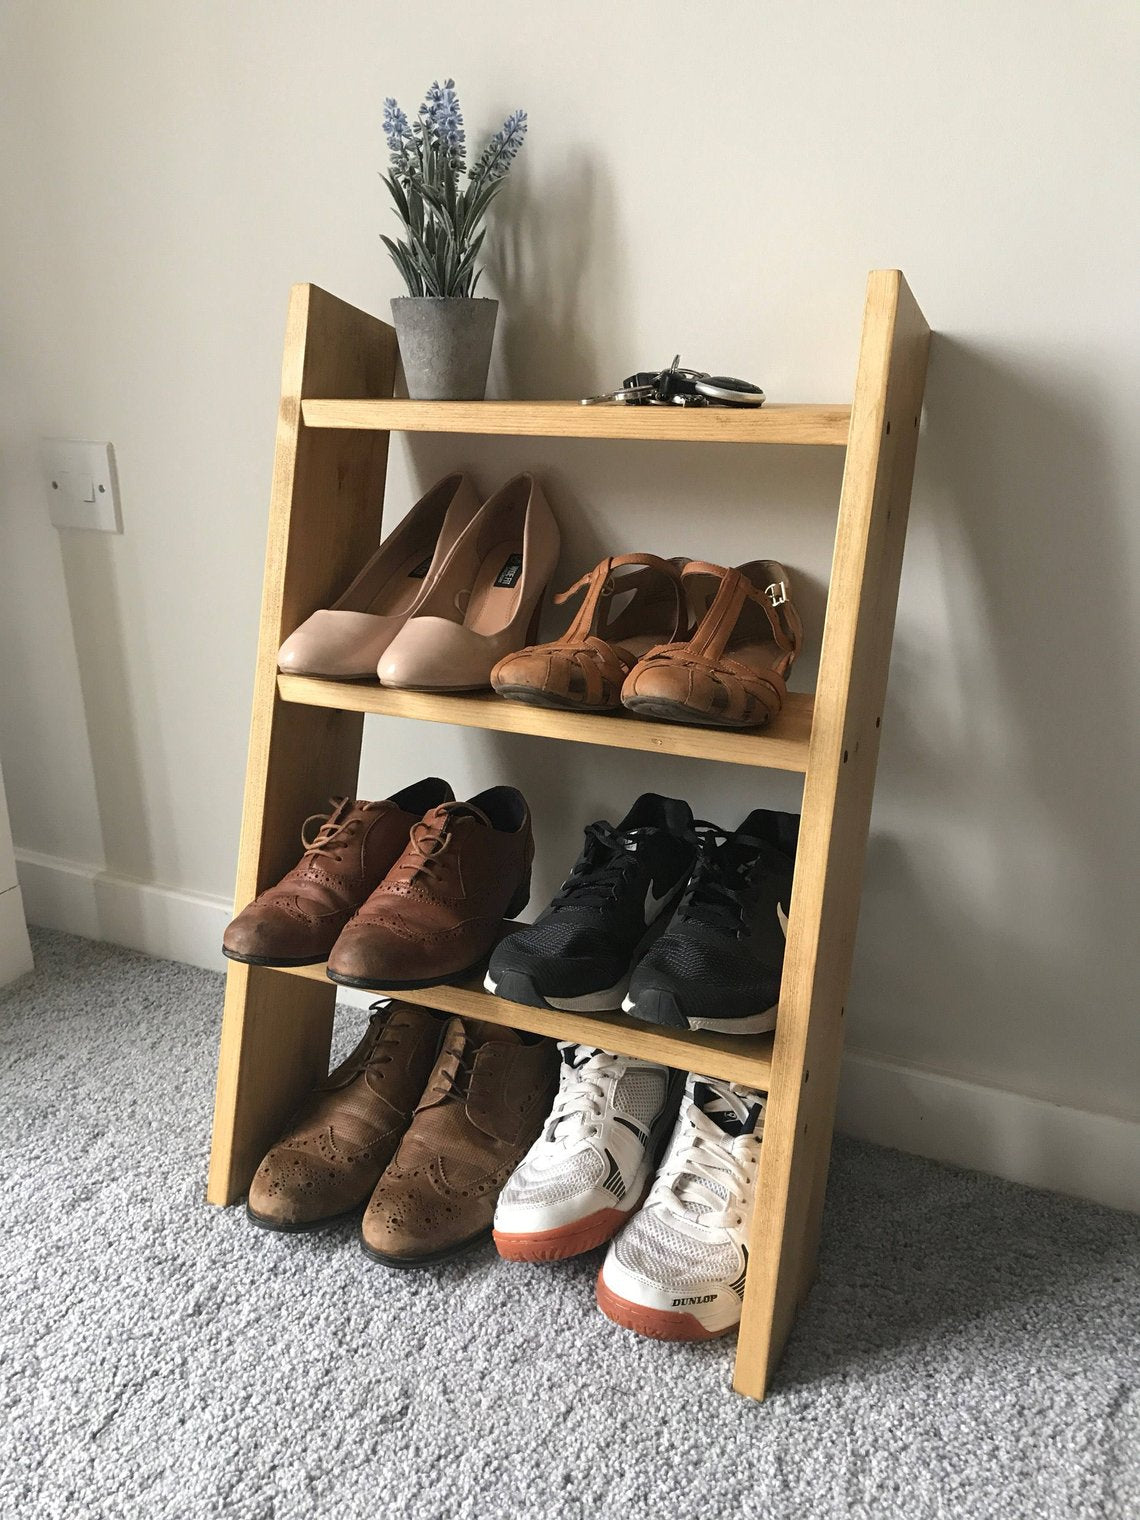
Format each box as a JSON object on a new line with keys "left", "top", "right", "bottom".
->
{"left": 207, "top": 269, "right": 929, "bottom": 1401}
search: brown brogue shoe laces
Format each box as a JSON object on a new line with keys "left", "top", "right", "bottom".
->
{"left": 394, "top": 802, "right": 487, "bottom": 887}
{"left": 396, "top": 815, "right": 454, "bottom": 887}
{"left": 426, "top": 1025, "right": 478, "bottom": 1100}
{"left": 299, "top": 800, "right": 361, "bottom": 863}
{"left": 364, "top": 1003, "right": 401, "bottom": 1072}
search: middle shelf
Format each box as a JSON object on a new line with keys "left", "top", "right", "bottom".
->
{"left": 277, "top": 673, "right": 814, "bottom": 772}
{"left": 274, "top": 958, "right": 775, "bottom": 1089}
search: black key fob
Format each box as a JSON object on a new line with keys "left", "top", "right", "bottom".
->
{"left": 621, "top": 371, "right": 660, "bottom": 405}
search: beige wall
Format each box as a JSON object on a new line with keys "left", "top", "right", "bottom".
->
{"left": 1, "top": 5, "right": 1138, "bottom": 1135}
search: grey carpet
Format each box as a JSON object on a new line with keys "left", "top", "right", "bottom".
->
{"left": 0, "top": 931, "right": 1136, "bottom": 1520}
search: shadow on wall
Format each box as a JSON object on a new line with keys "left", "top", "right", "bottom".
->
{"left": 852, "top": 336, "right": 1140, "bottom": 1113}
{"left": 488, "top": 149, "right": 629, "bottom": 400}
{"left": 57, "top": 534, "right": 167, "bottom": 887}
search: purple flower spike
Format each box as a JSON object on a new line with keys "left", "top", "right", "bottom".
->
{"left": 472, "top": 109, "right": 528, "bottom": 185}
{"left": 383, "top": 97, "right": 412, "bottom": 166}
{"left": 420, "top": 77, "right": 466, "bottom": 168}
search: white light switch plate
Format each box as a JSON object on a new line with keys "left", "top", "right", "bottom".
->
{"left": 42, "top": 439, "right": 122, "bottom": 532}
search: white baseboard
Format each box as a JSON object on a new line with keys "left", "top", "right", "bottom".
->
{"left": 15, "top": 847, "right": 230, "bottom": 974}
{"left": 13, "top": 847, "right": 1139, "bottom": 1213}
{"left": 0, "top": 882, "right": 34, "bottom": 986}
{"left": 836, "top": 1051, "right": 1139, "bottom": 1215}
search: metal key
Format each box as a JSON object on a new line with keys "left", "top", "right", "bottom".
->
{"left": 580, "top": 382, "right": 658, "bottom": 406}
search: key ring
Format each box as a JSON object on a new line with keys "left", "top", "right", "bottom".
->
{"left": 580, "top": 383, "right": 658, "bottom": 406}
{"left": 580, "top": 356, "right": 765, "bottom": 408}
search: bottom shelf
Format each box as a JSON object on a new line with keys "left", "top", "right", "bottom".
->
{"left": 275, "top": 960, "right": 774, "bottom": 1090}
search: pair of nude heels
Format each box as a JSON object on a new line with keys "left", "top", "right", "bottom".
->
{"left": 277, "top": 473, "right": 560, "bottom": 691}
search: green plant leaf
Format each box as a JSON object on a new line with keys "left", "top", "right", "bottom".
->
{"left": 380, "top": 235, "right": 423, "bottom": 296}
{"left": 453, "top": 227, "right": 486, "bottom": 286}
{"left": 382, "top": 173, "right": 410, "bottom": 225}
{"left": 408, "top": 223, "right": 444, "bottom": 296}
{"left": 460, "top": 180, "right": 502, "bottom": 242}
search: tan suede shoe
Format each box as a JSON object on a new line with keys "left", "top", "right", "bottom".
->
{"left": 361, "top": 1017, "right": 557, "bottom": 1265}
{"left": 325, "top": 786, "right": 534, "bottom": 990}
{"left": 490, "top": 552, "right": 687, "bottom": 712}
{"left": 621, "top": 559, "right": 803, "bottom": 729}
{"left": 277, "top": 472, "right": 481, "bottom": 679}
{"left": 246, "top": 1002, "right": 446, "bottom": 1231}
{"left": 222, "top": 777, "right": 453, "bottom": 966}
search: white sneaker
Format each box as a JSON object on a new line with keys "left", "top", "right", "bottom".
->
{"left": 597, "top": 1074, "right": 765, "bottom": 1339}
{"left": 493, "top": 1044, "right": 680, "bottom": 1262}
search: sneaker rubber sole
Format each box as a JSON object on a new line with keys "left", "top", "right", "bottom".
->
{"left": 494, "top": 1204, "right": 634, "bottom": 1262}
{"left": 622, "top": 987, "right": 778, "bottom": 1035}
{"left": 483, "top": 968, "right": 630, "bottom": 1013}
{"left": 595, "top": 1272, "right": 735, "bottom": 1341}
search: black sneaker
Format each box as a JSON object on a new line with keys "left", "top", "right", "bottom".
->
{"left": 622, "top": 809, "right": 799, "bottom": 1034}
{"left": 484, "top": 794, "right": 698, "bottom": 1012}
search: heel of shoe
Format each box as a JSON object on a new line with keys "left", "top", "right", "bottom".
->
{"left": 505, "top": 869, "right": 532, "bottom": 921}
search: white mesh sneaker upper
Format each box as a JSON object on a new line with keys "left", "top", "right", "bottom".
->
{"left": 495, "top": 1045, "right": 670, "bottom": 1227}
{"left": 612, "top": 1067, "right": 670, "bottom": 1128}
{"left": 498, "top": 1146, "right": 605, "bottom": 1209}
{"left": 607, "top": 1074, "right": 765, "bottom": 1298}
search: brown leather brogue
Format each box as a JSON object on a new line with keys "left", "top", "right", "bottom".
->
{"left": 246, "top": 1001, "right": 446, "bottom": 1230}
{"left": 222, "top": 777, "right": 453, "bottom": 966}
{"left": 360, "top": 1017, "right": 558, "bottom": 1265}
{"left": 325, "top": 786, "right": 534, "bottom": 990}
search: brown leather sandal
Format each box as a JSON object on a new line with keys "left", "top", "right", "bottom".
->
{"left": 620, "top": 559, "right": 802, "bottom": 729}
{"left": 490, "top": 553, "right": 687, "bottom": 712}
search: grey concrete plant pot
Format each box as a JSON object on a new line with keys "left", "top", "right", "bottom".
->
{"left": 390, "top": 296, "right": 499, "bottom": 400}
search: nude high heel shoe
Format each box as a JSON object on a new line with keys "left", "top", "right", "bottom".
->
{"left": 277, "top": 472, "right": 481, "bottom": 679}
{"left": 378, "top": 474, "right": 561, "bottom": 692}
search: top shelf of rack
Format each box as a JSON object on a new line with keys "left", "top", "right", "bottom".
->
{"left": 300, "top": 398, "right": 851, "bottom": 446}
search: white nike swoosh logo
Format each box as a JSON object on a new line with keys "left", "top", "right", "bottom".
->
{"left": 777, "top": 902, "right": 789, "bottom": 937}
{"left": 644, "top": 880, "right": 678, "bottom": 924}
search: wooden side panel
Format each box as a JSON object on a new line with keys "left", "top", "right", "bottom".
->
{"left": 733, "top": 271, "right": 930, "bottom": 1397}
{"left": 207, "top": 285, "right": 397, "bottom": 1205}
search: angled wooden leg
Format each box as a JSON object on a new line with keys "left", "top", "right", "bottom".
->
{"left": 208, "top": 964, "right": 336, "bottom": 1204}
{"left": 734, "top": 272, "right": 930, "bottom": 1397}
{"left": 206, "top": 284, "right": 397, "bottom": 1205}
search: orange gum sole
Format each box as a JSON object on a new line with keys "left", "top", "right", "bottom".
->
{"left": 494, "top": 1205, "right": 632, "bottom": 1263}
{"left": 595, "top": 1271, "right": 733, "bottom": 1342}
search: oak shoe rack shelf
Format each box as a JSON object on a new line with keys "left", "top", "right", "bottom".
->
{"left": 208, "top": 269, "right": 930, "bottom": 1402}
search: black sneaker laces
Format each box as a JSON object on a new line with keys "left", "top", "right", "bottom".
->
{"left": 550, "top": 820, "right": 644, "bottom": 910}
{"left": 676, "top": 823, "right": 766, "bottom": 938}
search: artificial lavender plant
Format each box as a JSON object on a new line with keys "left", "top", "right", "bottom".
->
{"left": 382, "top": 80, "right": 527, "bottom": 298}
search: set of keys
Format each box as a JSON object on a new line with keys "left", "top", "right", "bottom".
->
{"left": 581, "top": 355, "right": 766, "bottom": 408}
